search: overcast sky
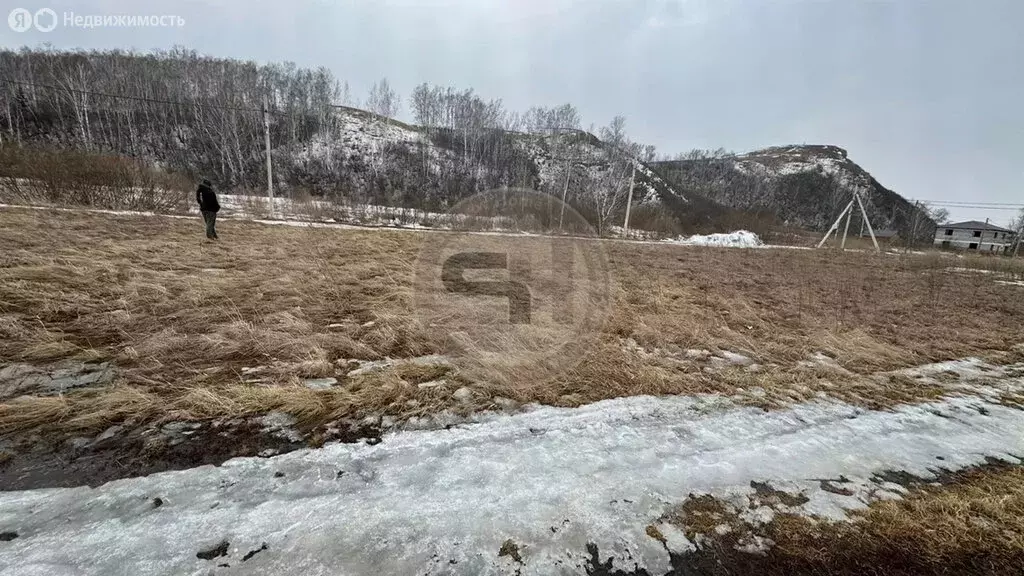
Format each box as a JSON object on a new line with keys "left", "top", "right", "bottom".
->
{"left": 2, "top": 0, "right": 1021, "bottom": 224}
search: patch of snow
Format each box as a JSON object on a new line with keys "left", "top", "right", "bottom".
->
{"left": 654, "top": 522, "right": 694, "bottom": 554}
{"left": 947, "top": 267, "right": 999, "bottom": 275}
{"left": 739, "top": 506, "right": 775, "bottom": 527}
{"left": 94, "top": 425, "right": 123, "bottom": 443}
{"left": 664, "top": 230, "right": 763, "bottom": 248}
{"left": 345, "top": 359, "right": 394, "bottom": 377}
{"left": 492, "top": 397, "right": 519, "bottom": 410}
{"left": 744, "top": 387, "right": 767, "bottom": 398}
{"left": 417, "top": 379, "right": 447, "bottom": 390}
{"left": 797, "top": 352, "right": 852, "bottom": 374}
{"left": 717, "top": 350, "right": 753, "bottom": 366}
{"left": 303, "top": 377, "right": 338, "bottom": 390}
{"left": 900, "top": 357, "right": 989, "bottom": 380}
{"left": 346, "top": 355, "right": 451, "bottom": 378}
{"left": 1, "top": 373, "right": 1024, "bottom": 574}
{"left": 258, "top": 411, "right": 303, "bottom": 443}
{"left": 734, "top": 534, "right": 775, "bottom": 555}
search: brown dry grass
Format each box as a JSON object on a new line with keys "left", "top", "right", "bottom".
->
{"left": 2, "top": 207, "right": 1024, "bottom": 436}
{"left": 666, "top": 465, "right": 1024, "bottom": 575}
{"left": 769, "top": 465, "right": 1024, "bottom": 574}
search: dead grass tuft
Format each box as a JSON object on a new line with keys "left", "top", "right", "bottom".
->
{"left": 762, "top": 465, "right": 1024, "bottom": 575}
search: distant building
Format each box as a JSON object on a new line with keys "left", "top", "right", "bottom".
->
{"left": 861, "top": 229, "right": 900, "bottom": 243}
{"left": 934, "top": 221, "right": 1016, "bottom": 253}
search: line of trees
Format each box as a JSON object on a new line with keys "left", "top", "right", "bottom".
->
{"left": 0, "top": 47, "right": 694, "bottom": 235}
{"left": 0, "top": 46, "right": 341, "bottom": 189}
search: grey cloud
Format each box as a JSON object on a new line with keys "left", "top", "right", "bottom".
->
{"left": 1, "top": 0, "right": 1021, "bottom": 223}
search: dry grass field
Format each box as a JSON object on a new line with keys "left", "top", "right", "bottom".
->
{"left": 3, "top": 206, "right": 1024, "bottom": 574}
{"left": 2, "top": 207, "right": 1024, "bottom": 438}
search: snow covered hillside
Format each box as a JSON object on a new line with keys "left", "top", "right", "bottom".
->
{"left": 654, "top": 145, "right": 934, "bottom": 240}
{"left": 281, "top": 107, "right": 688, "bottom": 234}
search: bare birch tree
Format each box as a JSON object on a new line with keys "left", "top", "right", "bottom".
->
{"left": 366, "top": 77, "right": 400, "bottom": 119}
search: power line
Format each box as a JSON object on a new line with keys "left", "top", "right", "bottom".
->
{"left": 935, "top": 207, "right": 1020, "bottom": 213}
{"left": 918, "top": 201, "right": 1024, "bottom": 208}
{"left": 910, "top": 200, "right": 1024, "bottom": 211}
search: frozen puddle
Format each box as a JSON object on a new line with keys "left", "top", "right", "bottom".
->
{"left": 2, "top": 385, "right": 1024, "bottom": 575}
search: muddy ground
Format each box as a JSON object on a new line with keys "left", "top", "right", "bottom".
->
{"left": 0, "top": 417, "right": 381, "bottom": 491}
{"left": 585, "top": 542, "right": 1024, "bottom": 576}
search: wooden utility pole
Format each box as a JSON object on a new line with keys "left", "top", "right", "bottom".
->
{"left": 840, "top": 203, "right": 853, "bottom": 249}
{"left": 558, "top": 160, "right": 571, "bottom": 231}
{"left": 817, "top": 200, "right": 854, "bottom": 249}
{"left": 855, "top": 192, "right": 880, "bottom": 252}
{"left": 818, "top": 192, "right": 879, "bottom": 252}
{"left": 907, "top": 201, "right": 922, "bottom": 253}
{"left": 623, "top": 160, "right": 636, "bottom": 238}
{"left": 262, "top": 95, "right": 275, "bottom": 219}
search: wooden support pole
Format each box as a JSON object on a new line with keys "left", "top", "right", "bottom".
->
{"left": 817, "top": 200, "right": 855, "bottom": 249}
{"left": 558, "top": 160, "right": 570, "bottom": 231}
{"left": 623, "top": 160, "right": 636, "bottom": 238}
{"left": 841, "top": 203, "right": 853, "bottom": 249}
{"left": 855, "top": 193, "right": 880, "bottom": 252}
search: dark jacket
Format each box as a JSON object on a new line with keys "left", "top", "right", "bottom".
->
{"left": 196, "top": 183, "right": 220, "bottom": 213}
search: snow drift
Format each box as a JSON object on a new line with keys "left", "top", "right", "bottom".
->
{"left": 665, "top": 230, "right": 764, "bottom": 248}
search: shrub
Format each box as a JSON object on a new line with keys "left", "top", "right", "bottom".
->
{"left": 0, "top": 145, "right": 190, "bottom": 212}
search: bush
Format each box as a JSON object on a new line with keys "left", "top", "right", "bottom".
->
{"left": 0, "top": 145, "right": 191, "bottom": 213}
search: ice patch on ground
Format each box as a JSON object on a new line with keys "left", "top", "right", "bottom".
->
{"left": 1, "top": 369, "right": 1024, "bottom": 574}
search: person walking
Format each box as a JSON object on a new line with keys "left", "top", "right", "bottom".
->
{"left": 196, "top": 178, "right": 220, "bottom": 240}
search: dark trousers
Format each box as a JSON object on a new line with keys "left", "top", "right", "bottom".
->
{"left": 202, "top": 211, "right": 218, "bottom": 239}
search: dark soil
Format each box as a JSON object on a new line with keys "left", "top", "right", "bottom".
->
{"left": 0, "top": 418, "right": 380, "bottom": 491}
{"left": 197, "top": 540, "right": 230, "bottom": 560}
{"left": 584, "top": 542, "right": 1024, "bottom": 576}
